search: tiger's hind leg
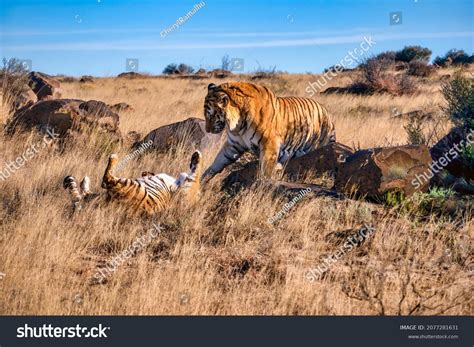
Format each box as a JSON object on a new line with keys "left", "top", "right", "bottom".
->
{"left": 80, "top": 176, "right": 92, "bottom": 196}
{"left": 189, "top": 150, "right": 202, "bottom": 182}
{"left": 178, "top": 151, "right": 202, "bottom": 204}
{"left": 101, "top": 154, "right": 120, "bottom": 189}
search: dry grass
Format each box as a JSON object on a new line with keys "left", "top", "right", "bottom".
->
{"left": 0, "top": 68, "right": 473, "bottom": 315}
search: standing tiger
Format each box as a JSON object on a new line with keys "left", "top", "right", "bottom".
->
{"left": 63, "top": 151, "right": 202, "bottom": 215}
{"left": 202, "top": 82, "right": 336, "bottom": 180}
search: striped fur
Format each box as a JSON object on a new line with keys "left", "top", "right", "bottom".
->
{"left": 63, "top": 151, "right": 202, "bottom": 216}
{"left": 63, "top": 175, "right": 93, "bottom": 211}
{"left": 202, "top": 82, "right": 336, "bottom": 179}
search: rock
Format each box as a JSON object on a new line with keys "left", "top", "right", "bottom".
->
{"left": 209, "top": 69, "right": 231, "bottom": 78}
{"left": 27, "top": 71, "right": 61, "bottom": 100}
{"left": 134, "top": 117, "right": 222, "bottom": 153}
{"left": 222, "top": 161, "right": 341, "bottom": 197}
{"left": 222, "top": 159, "right": 259, "bottom": 191}
{"left": 76, "top": 100, "right": 120, "bottom": 132}
{"left": 108, "top": 102, "right": 134, "bottom": 113}
{"left": 117, "top": 72, "right": 143, "bottom": 78}
{"left": 6, "top": 99, "right": 120, "bottom": 137}
{"left": 430, "top": 126, "right": 474, "bottom": 182}
{"left": 285, "top": 142, "right": 354, "bottom": 179}
{"left": 321, "top": 84, "right": 370, "bottom": 95}
{"left": 222, "top": 143, "right": 353, "bottom": 191}
{"left": 335, "top": 145, "right": 432, "bottom": 198}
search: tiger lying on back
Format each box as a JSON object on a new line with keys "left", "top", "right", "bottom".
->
{"left": 203, "top": 82, "right": 336, "bottom": 180}
{"left": 63, "top": 151, "right": 202, "bottom": 215}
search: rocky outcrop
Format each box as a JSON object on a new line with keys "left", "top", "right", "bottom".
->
{"left": 27, "top": 71, "right": 61, "bottom": 100}
{"left": 335, "top": 145, "right": 432, "bottom": 197}
{"left": 134, "top": 117, "right": 222, "bottom": 153}
{"left": 285, "top": 142, "right": 354, "bottom": 179}
{"left": 222, "top": 142, "right": 353, "bottom": 191}
{"left": 222, "top": 144, "right": 433, "bottom": 199}
{"left": 6, "top": 99, "right": 120, "bottom": 137}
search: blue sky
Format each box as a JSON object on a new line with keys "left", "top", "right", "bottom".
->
{"left": 0, "top": 0, "right": 472, "bottom": 76}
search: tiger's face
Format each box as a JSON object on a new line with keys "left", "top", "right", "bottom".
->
{"left": 204, "top": 83, "right": 241, "bottom": 134}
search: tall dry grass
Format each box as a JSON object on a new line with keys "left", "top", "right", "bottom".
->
{"left": 0, "top": 68, "right": 472, "bottom": 315}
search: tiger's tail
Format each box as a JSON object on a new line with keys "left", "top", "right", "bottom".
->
{"left": 63, "top": 175, "right": 90, "bottom": 211}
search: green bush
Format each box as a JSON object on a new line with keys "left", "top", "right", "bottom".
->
{"left": 407, "top": 61, "right": 436, "bottom": 77}
{"left": 434, "top": 49, "right": 474, "bottom": 67}
{"left": 162, "top": 63, "right": 194, "bottom": 75}
{"left": 404, "top": 117, "right": 427, "bottom": 145}
{"left": 395, "top": 46, "right": 432, "bottom": 63}
{"left": 441, "top": 76, "right": 474, "bottom": 128}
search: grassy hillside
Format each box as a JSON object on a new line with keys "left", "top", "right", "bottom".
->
{"left": 0, "top": 66, "right": 472, "bottom": 315}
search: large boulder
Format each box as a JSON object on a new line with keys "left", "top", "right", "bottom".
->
{"left": 285, "top": 142, "right": 354, "bottom": 179}
{"left": 134, "top": 117, "right": 222, "bottom": 153}
{"left": 335, "top": 145, "right": 432, "bottom": 198}
{"left": 222, "top": 143, "right": 353, "bottom": 190}
{"left": 430, "top": 126, "right": 474, "bottom": 182}
{"left": 27, "top": 71, "right": 61, "bottom": 100}
{"left": 117, "top": 72, "right": 144, "bottom": 79}
{"left": 6, "top": 99, "right": 120, "bottom": 137}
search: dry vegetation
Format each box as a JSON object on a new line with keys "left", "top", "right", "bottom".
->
{"left": 0, "top": 66, "right": 473, "bottom": 315}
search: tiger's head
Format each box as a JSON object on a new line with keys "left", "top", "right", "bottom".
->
{"left": 204, "top": 83, "right": 241, "bottom": 134}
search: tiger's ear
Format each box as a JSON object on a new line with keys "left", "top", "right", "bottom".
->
{"left": 220, "top": 94, "right": 229, "bottom": 107}
{"left": 141, "top": 171, "right": 155, "bottom": 177}
{"left": 208, "top": 83, "right": 217, "bottom": 91}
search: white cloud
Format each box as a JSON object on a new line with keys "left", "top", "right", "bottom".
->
{"left": 2, "top": 31, "right": 472, "bottom": 51}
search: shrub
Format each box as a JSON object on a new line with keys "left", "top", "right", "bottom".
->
{"left": 375, "top": 51, "right": 397, "bottom": 61}
{"left": 0, "top": 58, "right": 30, "bottom": 112}
{"left": 434, "top": 49, "right": 474, "bottom": 67}
{"left": 404, "top": 117, "right": 427, "bottom": 145}
{"left": 407, "top": 61, "right": 436, "bottom": 77}
{"left": 395, "top": 46, "right": 432, "bottom": 63}
{"left": 441, "top": 76, "right": 474, "bottom": 128}
{"left": 323, "top": 65, "right": 351, "bottom": 73}
{"left": 398, "top": 74, "right": 418, "bottom": 94}
{"left": 162, "top": 63, "right": 194, "bottom": 75}
{"left": 162, "top": 63, "right": 179, "bottom": 75}
{"left": 177, "top": 63, "right": 194, "bottom": 74}
{"left": 461, "top": 142, "right": 474, "bottom": 168}
{"left": 398, "top": 188, "right": 455, "bottom": 217}
{"left": 352, "top": 57, "right": 418, "bottom": 95}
